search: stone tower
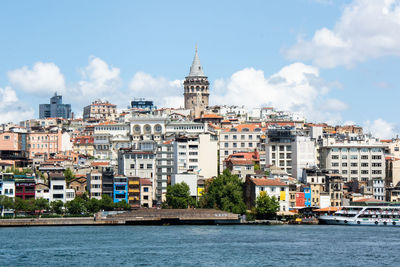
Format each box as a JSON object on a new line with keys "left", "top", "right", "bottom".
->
{"left": 184, "top": 47, "right": 209, "bottom": 118}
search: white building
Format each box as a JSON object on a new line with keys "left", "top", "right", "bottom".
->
{"left": 93, "top": 122, "right": 130, "bottom": 161}
{"left": 318, "top": 135, "right": 386, "bottom": 183}
{"left": 247, "top": 177, "right": 289, "bottom": 212}
{"left": 219, "top": 124, "right": 265, "bottom": 173}
{"left": 265, "top": 126, "right": 317, "bottom": 180}
{"left": 173, "top": 133, "right": 218, "bottom": 179}
{"left": 172, "top": 173, "right": 199, "bottom": 198}
{"left": 49, "top": 174, "right": 66, "bottom": 203}
{"left": 87, "top": 171, "right": 102, "bottom": 200}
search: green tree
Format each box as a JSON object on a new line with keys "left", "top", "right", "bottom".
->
{"left": 115, "top": 200, "right": 131, "bottom": 210}
{"left": 99, "top": 195, "right": 115, "bottom": 211}
{"left": 199, "top": 169, "right": 246, "bottom": 214}
{"left": 255, "top": 191, "right": 280, "bottom": 219}
{"left": 254, "top": 163, "right": 261, "bottom": 171}
{"left": 165, "top": 182, "right": 195, "bottom": 209}
{"left": 86, "top": 198, "right": 101, "bottom": 213}
{"left": 50, "top": 200, "right": 64, "bottom": 214}
{"left": 65, "top": 197, "right": 87, "bottom": 215}
{"left": 64, "top": 168, "right": 75, "bottom": 184}
{"left": 35, "top": 198, "right": 49, "bottom": 215}
{"left": 14, "top": 197, "right": 28, "bottom": 213}
{"left": 0, "top": 195, "right": 14, "bottom": 216}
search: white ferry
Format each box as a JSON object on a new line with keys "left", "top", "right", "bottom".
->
{"left": 319, "top": 206, "right": 400, "bottom": 226}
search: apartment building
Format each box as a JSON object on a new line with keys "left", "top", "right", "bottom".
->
{"left": 173, "top": 133, "right": 218, "bottom": 178}
{"left": 219, "top": 124, "right": 265, "bottom": 172}
{"left": 83, "top": 100, "right": 117, "bottom": 121}
{"left": 318, "top": 135, "right": 386, "bottom": 183}
{"left": 155, "top": 141, "right": 174, "bottom": 202}
{"left": 87, "top": 171, "right": 102, "bottom": 199}
{"left": 93, "top": 122, "right": 130, "bottom": 161}
{"left": 265, "top": 126, "right": 316, "bottom": 180}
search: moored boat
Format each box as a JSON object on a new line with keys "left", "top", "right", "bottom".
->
{"left": 319, "top": 206, "right": 400, "bottom": 226}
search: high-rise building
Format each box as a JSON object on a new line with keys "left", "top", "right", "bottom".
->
{"left": 183, "top": 47, "right": 209, "bottom": 118}
{"left": 39, "top": 93, "right": 71, "bottom": 119}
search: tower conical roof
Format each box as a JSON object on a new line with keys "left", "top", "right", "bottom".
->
{"left": 188, "top": 46, "right": 205, "bottom": 77}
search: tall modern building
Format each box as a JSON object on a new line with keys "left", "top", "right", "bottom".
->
{"left": 183, "top": 47, "right": 210, "bottom": 118}
{"left": 39, "top": 93, "right": 71, "bottom": 119}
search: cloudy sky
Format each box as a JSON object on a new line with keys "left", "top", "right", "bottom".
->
{"left": 0, "top": 0, "right": 400, "bottom": 138}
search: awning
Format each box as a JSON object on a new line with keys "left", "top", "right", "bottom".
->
{"left": 313, "top": 207, "right": 340, "bottom": 212}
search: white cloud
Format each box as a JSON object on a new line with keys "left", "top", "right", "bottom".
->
{"left": 212, "top": 63, "right": 346, "bottom": 123}
{"left": 78, "top": 56, "right": 121, "bottom": 96}
{"left": 129, "top": 72, "right": 184, "bottom": 108}
{"left": 8, "top": 62, "right": 65, "bottom": 94}
{"left": 286, "top": 0, "right": 400, "bottom": 68}
{"left": 0, "top": 86, "right": 34, "bottom": 124}
{"left": 364, "top": 118, "right": 398, "bottom": 139}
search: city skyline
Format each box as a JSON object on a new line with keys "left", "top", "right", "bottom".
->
{"left": 1, "top": 0, "right": 399, "bottom": 138}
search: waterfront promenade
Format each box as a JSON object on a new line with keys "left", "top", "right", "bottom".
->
{"left": 0, "top": 209, "right": 241, "bottom": 226}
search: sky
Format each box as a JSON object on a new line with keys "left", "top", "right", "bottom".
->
{"left": 1, "top": 0, "right": 400, "bottom": 138}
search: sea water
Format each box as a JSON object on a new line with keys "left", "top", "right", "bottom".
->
{"left": 0, "top": 225, "right": 398, "bottom": 266}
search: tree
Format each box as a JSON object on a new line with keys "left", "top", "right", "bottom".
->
{"left": 254, "top": 163, "right": 261, "bottom": 171}
{"left": 99, "top": 195, "right": 115, "bottom": 211}
{"left": 199, "top": 169, "right": 246, "bottom": 214}
{"left": 255, "top": 191, "right": 280, "bottom": 219}
{"left": 64, "top": 168, "right": 75, "bottom": 185}
{"left": 165, "top": 182, "right": 195, "bottom": 209}
{"left": 65, "top": 197, "right": 87, "bottom": 215}
{"left": 35, "top": 198, "right": 49, "bottom": 215}
{"left": 14, "top": 198, "right": 28, "bottom": 213}
{"left": 0, "top": 195, "right": 14, "bottom": 216}
{"left": 115, "top": 200, "right": 131, "bottom": 210}
{"left": 86, "top": 198, "right": 101, "bottom": 213}
{"left": 50, "top": 200, "right": 64, "bottom": 214}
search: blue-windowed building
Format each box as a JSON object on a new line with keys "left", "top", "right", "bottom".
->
{"left": 113, "top": 175, "right": 128, "bottom": 203}
{"left": 39, "top": 92, "right": 71, "bottom": 119}
{"left": 303, "top": 186, "right": 312, "bottom": 207}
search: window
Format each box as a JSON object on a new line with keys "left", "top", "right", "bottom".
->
{"left": 130, "top": 164, "right": 135, "bottom": 169}
{"left": 332, "top": 163, "right": 339, "bottom": 167}
{"left": 144, "top": 196, "right": 149, "bottom": 200}
{"left": 342, "top": 163, "right": 347, "bottom": 167}
{"left": 53, "top": 194, "right": 64, "bottom": 199}
{"left": 4, "top": 135, "right": 10, "bottom": 140}
{"left": 249, "top": 143, "right": 253, "bottom": 147}
{"left": 224, "top": 143, "right": 228, "bottom": 148}
{"left": 331, "top": 148, "right": 339, "bottom": 152}
{"left": 361, "top": 170, "right": 369, "bottom": 174}
{"left": 342, "top": 155, "right": 347, "bottom": 160}
{"left": 372, "top": 155, "right": 381, "bottom": 160}
{"left": 351, "top": 155, "right": 358, "bottom": 160}
{"left": 361, "top": 155, "right": 368, "bottom": 160}
{"left": 332, "top": 155, "right": 339, "bottom": 160}
{"left": 140, "top": 164, "right": 144, "bottom": 169}
{"left": 115, "top": 185, "right": 125, "bottom": 191}
{"left": 233, "top": 135, "right": 237, "bottom": 140}
{"left": 53, "top": 185, "right": 64, "bottom": 190}
{"left": 241, "top": 143, "right": 245, "bottom": 148}
{"left": 233, "top": 143, "right": 237, "bottom": 148}
{"left": 351, "top": 170, "right": 358, "bottom": 174}
{"left": 224, "top": 135, "right": 228, "bottom": 140}
{"left": 260, "top": 187, "right": 264, "bottom": 191}
{"left": 116, "top": 194, "right": 126, "bottom": 199}
{"left": 342, "top": 170, "right": 347, "bottom": 174}
{"left": 147, "top": 164, "right": 153, "bottom": 169}
{"left": 351, "top": 163, "right": 358, "bottom": 167}
{"left": 241, "top": 135, "right": 245, "bottom": 140}
{"left": 144, "top": 187, "right": 149, "bottom": 192}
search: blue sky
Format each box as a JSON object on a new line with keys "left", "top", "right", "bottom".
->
{"left": 0, "top": 0, "right": 399, "bottom": 138}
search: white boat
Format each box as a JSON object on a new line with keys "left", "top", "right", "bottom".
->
{"left": 319, "top": 206, "right": 400, "bottom": 226}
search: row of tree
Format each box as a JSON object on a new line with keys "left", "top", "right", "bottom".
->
{"left": 164, "top": 170, "right": 280, "bottom": 219}
{"left": 0, "top": 194, "right": 131, "bottom": 216}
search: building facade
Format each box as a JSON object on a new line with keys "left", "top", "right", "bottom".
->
{"left": 39, "top": 93, "right": 71, "bottom": 119}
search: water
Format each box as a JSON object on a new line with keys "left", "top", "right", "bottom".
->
{"left": 0, "top": 225, "right": 399, "bottom": 266}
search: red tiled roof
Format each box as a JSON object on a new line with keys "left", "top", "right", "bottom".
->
{"left": 140, "top": 178, "right": 152, "bottom": 186}
{"left": 250, "top": 178, "right": 287, "bottom": 186}
{"left": 91, "top": 162, "right": 109, "bottom": 167}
